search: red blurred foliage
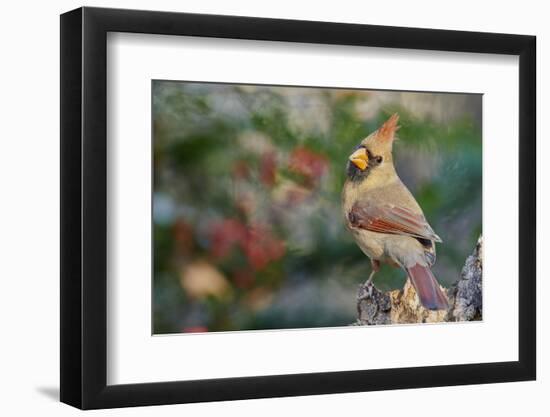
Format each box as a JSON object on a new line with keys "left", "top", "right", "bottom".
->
{"left": 183, "top": 326, "right": 208, "bottom": 333}
{"left": 173, "top": 218, "right": 194, "bottom": 255}
{"left": 210, "top": 219, "right": 248, "bottom": 259}
{"left": 210, "top": 219, "right": 285, "bottom": 271}
{"left": 260, "top": 151, "right": 277, "bottom": 187}
{"left": 243, "top": 224, "right": 285, "bottom": 270}
{"left": 232, "top": 268, "right": 255, "bottom": 289}
{"left": 232, "top": 160, "right": 250, "bottom": 180}
{"left": 288, "top": 147, "right": 328, "bottom": 187}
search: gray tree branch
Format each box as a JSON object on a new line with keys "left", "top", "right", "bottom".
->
{"left": 354, "top": 235, "right": 483, "bottom": 325}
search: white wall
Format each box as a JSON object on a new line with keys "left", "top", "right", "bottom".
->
{"left": 0, "top": 0, "right": 544, "bottom": 415}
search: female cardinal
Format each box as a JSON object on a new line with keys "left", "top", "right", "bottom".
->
{"left": 342, "top": 113, "right": 448, "bottom": 310}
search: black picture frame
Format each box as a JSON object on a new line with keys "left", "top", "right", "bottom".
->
{"left": 60, "top": 6, "right": 536, "bottom": 410}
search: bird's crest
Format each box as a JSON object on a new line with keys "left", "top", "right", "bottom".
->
{"left": 362, "top": 113, "right": 400, "bottom": 159}
{"left": 377, "top": 113, "right": 400, "bottom": 142}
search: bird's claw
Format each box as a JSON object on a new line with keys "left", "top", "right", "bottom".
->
{"left": 357, "top": 281, "right": 376, "bottom": 300}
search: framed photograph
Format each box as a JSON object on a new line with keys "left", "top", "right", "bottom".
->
{"left": 60, "top": 6, "right": 536, "bottom": 409}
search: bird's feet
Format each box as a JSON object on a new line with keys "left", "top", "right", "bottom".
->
{"left": 357, "top": 280, "right": 376, "bottom": 301}
{"left": 358, "top": 261, "right": 380, "bottom": 301}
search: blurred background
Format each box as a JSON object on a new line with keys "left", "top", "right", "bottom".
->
{"left": 152, "top": 81, "right": 482, "bottom": 334}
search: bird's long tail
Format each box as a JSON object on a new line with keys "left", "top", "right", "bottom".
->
{"left": 406, "top": 264, "right": 449, "bottom": 310}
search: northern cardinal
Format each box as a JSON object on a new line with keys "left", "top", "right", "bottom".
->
{"left": 342, "top": 113, "right": 448, "bottom": 310}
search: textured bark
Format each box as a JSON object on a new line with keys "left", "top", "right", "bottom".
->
{"left": 354, "top": 235, "right": 483, "bottom": 325}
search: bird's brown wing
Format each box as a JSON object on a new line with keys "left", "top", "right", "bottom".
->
{"left": 348, "top": 202, "right": 442, "bottom": 242}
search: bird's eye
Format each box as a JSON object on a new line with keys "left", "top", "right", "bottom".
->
{"left": 375, "top": 156, "right": 383, "bottom": 164}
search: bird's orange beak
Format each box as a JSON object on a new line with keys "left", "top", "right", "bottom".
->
{"left": 349, "top": 148, "right": 368, "bottom": 170}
